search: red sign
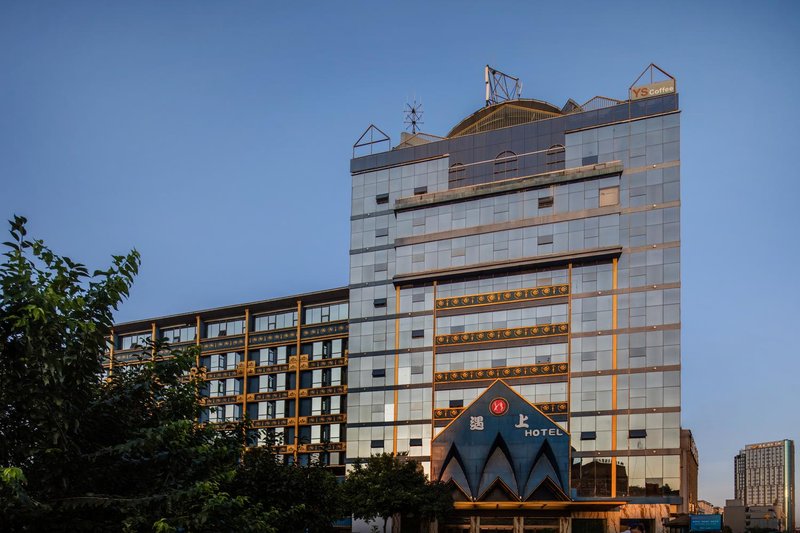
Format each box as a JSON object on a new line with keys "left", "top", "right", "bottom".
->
{"left": 489, "top": 397, "right": 509, "bottom": 416}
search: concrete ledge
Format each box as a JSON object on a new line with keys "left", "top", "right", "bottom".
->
{"left": 393, "top": 245, "right": 623, "bottom": 285}
{"left": 394, "top": 161, "right": 623, "bottom": 212}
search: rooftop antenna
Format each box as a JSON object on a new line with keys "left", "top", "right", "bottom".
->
{"left": 485, "top": 65, "right": 522, "bottom": 107}
{"left": 404, "top": 98, "right": 424, "bottom": 134}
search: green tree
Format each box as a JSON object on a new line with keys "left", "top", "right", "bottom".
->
{"left": 0, "top": 216, "right": 275, "bottom": 532}
{"left": 230, "top": 443, "right": 346, "bottom": 532}
{"left": 343, "top": 452, "right": 452, "bottom": 533}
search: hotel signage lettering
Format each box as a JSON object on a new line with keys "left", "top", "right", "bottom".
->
{"left": 629, "top": 79, "right": 675, "bottom": 100}
{"left": 469, "top": 399, "right": 566, "bottom": 439}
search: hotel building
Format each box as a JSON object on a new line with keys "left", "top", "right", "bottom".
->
{"left": 108, "top": 65, "right": 695, "bottom": 533}
{"left": 732, "top": 440, "right": 795, "bottom": 532}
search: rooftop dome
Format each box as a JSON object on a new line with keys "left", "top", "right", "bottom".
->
{"left": 447, "top": 98, "right": 563, "bottom": 138}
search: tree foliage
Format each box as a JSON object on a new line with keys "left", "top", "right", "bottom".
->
{"left": 0, "top": 216, "right": 299, "bottom": 532}
{"left": 343, "top": 452, "right": 452, "bottom": 533}
{"left": 230, "top": 444, "right": 346, "bottom": 532}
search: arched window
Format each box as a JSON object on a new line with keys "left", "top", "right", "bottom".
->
{"left": 493, "top": 151, "right": 518, "bottom": 179}
{"left": 448, "top": 162, "right": 467, "bottom": 187}
{"left": 546, "top": 144, "right": 565, "bottom": 167}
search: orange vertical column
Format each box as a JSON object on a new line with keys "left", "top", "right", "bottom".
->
{"left": 151, "top": 323, "right": 157, "bottom": 361}
{"left": 611, "top": 258, "right": 619, "bottom": 497}
{"left": 294, "top": 300, "right": 302, "bottom": 461}
{"left": 108, "top": 329, "right": 115, "bottom": 376}
{"left": 393, "top": 286, "right": 400, "bottom": 454}
{"left": 430, "top": 281, "right": 438, "bottom": 441}
{"left": 242, "top": 308, "right": 250, "bottom": 444}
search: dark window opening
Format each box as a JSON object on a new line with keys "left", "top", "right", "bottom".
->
{"left": 448, "top": 163, "right": 467, "bottom": 188}
{"left": 546, "top": 144, "right": 566, "bottom": 167}
{"left": 493, "top": 151, "right": 518, "bottom": 179}
{"left": 538, "top": 196, "right": 554, "bottom": 209}
{"left": 375, "top": 193, "right": 389, "bottom": 204}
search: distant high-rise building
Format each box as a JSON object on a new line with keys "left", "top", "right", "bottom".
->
{"left": 734, "top": 440, "right": 795, "bottom": 532}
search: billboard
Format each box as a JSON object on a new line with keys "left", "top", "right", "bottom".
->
{"left": 690, "top": 514, "right": 723, "bottom": 532}
{"left": 629, "top": 79, "right": 676, "bottom": 100}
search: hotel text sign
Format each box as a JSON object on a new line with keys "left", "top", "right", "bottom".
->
{"left": 630, "top": 79, "right": 675, "bottom": 100}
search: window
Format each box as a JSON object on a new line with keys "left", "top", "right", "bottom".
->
{"left": 208, "top": 378, "right": 240, "bottom": 397}
{"left": 373, "top": 298, "right": 387, "bottom": 307}
{"left": 413, "top": 186, "right": 427, "bottom": 195}
{"left": 599, "top": 186, "right": 620, "bottom": 207}
{"left": 449, "top": 399, "right": 463, "bottom": 408}
{"left": 208, "top": 404, "right": 241, "bottom": 423}
{"left": 538, "top": 196, "right": 554, "bottom": 209}
{"left": 411, "top": 329, "right": 425, "bottom": 339}
{"left": 581, "top": 432, "right": 597, "bottom": 440}
{"left": 312, "top": 368, "right": 341, "bottom": 387}
{"left": 493, "top": 151, "right": 518, "bottom": 178}
{"left": 538, "top": 235, "right": 554, "bottom": 245}
{"left": 629, "top": 429, "right": 647, "bottom": 439}
{"left": 304, "top": 302, "right": 348, "bottom": 324}
{"left": 448, "top": 163, "right": 467, "bottom": 187}
{"left": 206, "top": 319, "right": 244, "bottom": 338}
{"left": 375, "top": 193, "right": 389, "bottom": 204}
{"left": 546, "top": 144, "right": 565, "bottom": 166}
{"left": 370, "top": 440, "right": 384, "bottom": 448}
{"left": 410, "top": 438, "right": 423, "bottom": 447}
{"left": 375, "top": 228, "right": 389, "bottom": 238}
{"left": 313, "top": 396, "right": 340, "bottom": 415}
{"left": 372, "top": 368, "right": 386, "bottom": 378}
{"left": 258, "top": 373, "right": 287, "bottom": 392}
{"left": 252, "top": 345, "right": 293, "bottom": 366}
{"left": 160, "top": 325, "right": 195, "bottom": 344}
{"left": 119, "top": 332, "right": 151, "bottom": 350}
{"left": 206, "top": 352, "right": 242, "bottom": 371}
{"left": 254, "top": 310, "right": 297, "bottom": 332}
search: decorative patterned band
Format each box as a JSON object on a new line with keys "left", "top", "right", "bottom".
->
{"left": 204, "top": 368, "right": 243, "bottom": 380}
{"left": 248, "top": 330, "right": 296, "bottom": 347}
{"left": 248, "top": 390, "right": 297, "bottom": 402}
{"left": 298, "top": 413, "right": 347, "bottom": 425}
{"left": 435, "top": 285, "right": 569, "bottom": 311}
{"left": 434, "top": 362, "right": 568, "bottom": 384}
{"left": 298, "top": 385, "right": 348, "bottom": 398}
{"left": 304, "top": 356, "right": 348, "bottom": 369}
{"left": 300, "top": 321, "right": 348, "bottom": 340}
{"left": 435, "top": 323, "right": 568, "bottom": 347}
{"left": 252, "top": 418, "right": 292, "bottom": 428}
{"left": 201, "top": 394, "right": 243, "bottom": 406}
{"left": 434, "top": 401, "right": 568, "bottom": 420}
{"left": 299, "top": 442, "right": 346, "bottom": 453}
{"left": 201, "top": 336, "right": 246, "bottom": 353}
{"left": 251, "top": 363, "right": 291, "bottom": 376}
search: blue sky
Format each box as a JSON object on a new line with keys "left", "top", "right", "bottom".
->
{"left": 1, "top": 0, "right": 798, "bottom": 511}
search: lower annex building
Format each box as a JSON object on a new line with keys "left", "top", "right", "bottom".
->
{"left": 107, "top": 64, "right": 696, "bottom": 533}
